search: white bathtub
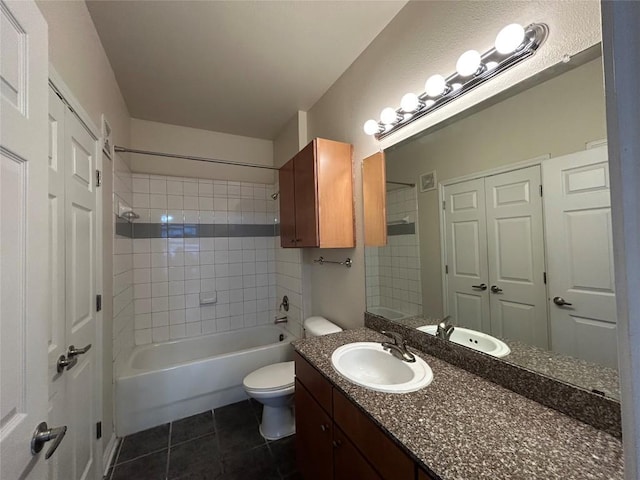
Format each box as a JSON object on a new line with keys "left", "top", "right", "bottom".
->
{"left": 115, "top": 325, "right": 294, "bottom": 437}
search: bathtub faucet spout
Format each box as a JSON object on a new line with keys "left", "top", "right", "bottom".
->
{"left": 274, "top": 315, "right": 288, "bottom": 325}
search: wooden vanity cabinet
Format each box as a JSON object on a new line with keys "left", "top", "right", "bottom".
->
{"left": 279, "top": 138, "right": 354, "bottom": 248}
{"left": 294, "top": 379, "right": 333, "bottom": 480}
{"left": 295, "top": 352, "right": 421, "bottom": 480}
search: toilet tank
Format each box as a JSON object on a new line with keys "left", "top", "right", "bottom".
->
{"left": 304, "top": 316, "right": 342, "bottom": 337}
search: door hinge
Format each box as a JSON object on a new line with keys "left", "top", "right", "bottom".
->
{"left": 96, "top": 421, "right": 102, "bottom": 439}
{"left": 442, "top": 200, "right": 446, "bottom": 210}
{"left": 96, "top": 169, "right": 102, "bottom": 187}
{"left": 539, "top": 184, "right": 543, "bottom": 197}
{"left": 445, "top": 265, "right": 449, "bottom": 274}
{"left": 543, "top": 272, "right": 547, "bottom": 284}
{"left": 96, "top": 294, "right": 102, "bottom": 312}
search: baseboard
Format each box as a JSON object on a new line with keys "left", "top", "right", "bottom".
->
{"left": 102, "top": 433, "right": 119, "bottom": 476}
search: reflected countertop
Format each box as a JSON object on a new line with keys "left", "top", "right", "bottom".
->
{"left": 390, "top": 315, "right": 620, "bottom": 401}
{"left": 293, "top": 328, "right": 624, "bottom": 480}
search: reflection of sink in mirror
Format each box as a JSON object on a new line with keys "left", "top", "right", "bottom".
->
{"left": 367, "top": 306, "right": 411, "bottom": 321}
{"left": 331, "top": 342, "right": 433, "bottom": 393}
{"left": 417, "top": 325, "right": 511, "bottom": 358}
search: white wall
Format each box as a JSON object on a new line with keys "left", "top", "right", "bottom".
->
{"left": 304, "top": 0, "right": 601, "bottom": 329}
{"left": 130, "top": 119, "right": 275, "bottom": 183}
{"left": 36, "top": 0, "right": 131, "bottom": 451}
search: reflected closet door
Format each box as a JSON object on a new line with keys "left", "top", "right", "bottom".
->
{"left": 485, "top": 165, "right": 548, "bottom": 349}
{"left": 443, "top": 178, "right": 490, "bottom": 333}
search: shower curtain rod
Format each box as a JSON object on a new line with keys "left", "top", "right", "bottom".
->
{"left": 386, "top": 180, "right": 416, "bottom": 187}
{"left": 114, "top": 146, "right": 280, "bottom": 171}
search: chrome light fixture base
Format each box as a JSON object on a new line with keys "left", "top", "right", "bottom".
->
{"left": 369, "top": 23, "right": 549, "bottom": 140}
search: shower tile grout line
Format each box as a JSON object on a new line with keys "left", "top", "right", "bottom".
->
{"left": 164, "top": 422, "right": 172, "bottom": 480}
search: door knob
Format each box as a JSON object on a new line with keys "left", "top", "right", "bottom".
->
{"left": 57, "top": 354, "right": 77, "bottom": 373}
{"left": 332, "top": 439, "right": 343, "bottom": 448}
{"left": 31, "top": 422, "right": 67, "bottom": 459}
{"left": 472, "top": 284, "right": 487, "bottom": 291}
{"left": 67, "top": 344, "right": 91, "bottom": 357}
{"left": 490, "top": 285, "right": 503, "bottom": 293}
{"left": 553, "top": 296, "right": 573, "bottom": 306}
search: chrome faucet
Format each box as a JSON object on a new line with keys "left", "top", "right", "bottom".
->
{"left": 436, "top": 316, "right": 455, "bottom": 341}
{"left": 274, "top": 315, "right": 288, "bottom": 325}
{"left": 381, "top": 331, "right": 416, "bottom": 363}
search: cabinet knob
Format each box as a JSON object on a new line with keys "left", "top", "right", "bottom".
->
{"left": 332, "top": 439, "right": 342, "bottom": 448}
{"left": 295, "top": 238, "right": 302, "bottom": 242}
{"left": 320, "top": 424, "right": 328, "bottom": 432}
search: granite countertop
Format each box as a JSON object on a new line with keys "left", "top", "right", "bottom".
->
{"left": 293, "top": 328, "right": 624, "bottom": 480}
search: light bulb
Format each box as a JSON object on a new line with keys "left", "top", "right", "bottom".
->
{"left": 400, "top": 93, "right": 420, "bottom": 112}
{"left": 363, "top": 119, "right": 379, "bottom": 136}
{"left": 495, "top": 24, "right": 525, "bottom": 54}
{"left": 486, "top": 61, "right": 499, "bottom": 71}
{"left": 451, "top": 83, "right": 462, "bottom": 91}
{"left": 380, "top": 107, "right": 398, "bottom": 125}
{"left": 425, "top": 75, "right": 447, "bottom": 97}
{"left": 456, "top": 50, "right": 482, "bottom": 77}
{"left": 424, "top": 99, "right": 435, "bottom": 108}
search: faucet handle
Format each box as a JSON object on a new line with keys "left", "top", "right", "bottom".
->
{"left": 381, "top": 330, "right": 404, "bottom": 346}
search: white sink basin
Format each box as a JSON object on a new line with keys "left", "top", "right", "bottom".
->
{"left": 331, "top": 342, "right": 433, "bottom": 393}
{"left": 417, "top": 325, "right": 511, "bottom": 358}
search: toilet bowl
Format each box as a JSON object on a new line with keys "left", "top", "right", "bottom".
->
{"left": 242, "top": 316, "right": 342, "bottom": 440}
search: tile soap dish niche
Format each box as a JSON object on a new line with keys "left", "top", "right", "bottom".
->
{"left": 199, "top": 291, "right": 217, "bottom": 305}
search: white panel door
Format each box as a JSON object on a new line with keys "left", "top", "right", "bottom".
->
{"left": 543, "top": 146, "right": 617, "bottom": 368}
{"left": 0, "top": 1, "right": 49, "bottom": 478}
{"left": 48, "top": 89, "right": 73, "bottom": 480}
{"left": 63, "top": 107, "right": 98, "bottom": 480}
{"left": 485, "top": 166, "right": 548, "bottom": 348}
{"left": 443, "top": 178, "right": 490, "bottom": 332}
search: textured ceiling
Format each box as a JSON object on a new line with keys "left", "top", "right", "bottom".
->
{"left": 87, "top": 0, "right": 407, "bottom": 139}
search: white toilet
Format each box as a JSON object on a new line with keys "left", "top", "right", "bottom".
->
{"left": 242, "top": 316, "right": 342, "bottom": 440}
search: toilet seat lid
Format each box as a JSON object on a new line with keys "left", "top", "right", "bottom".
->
{"left": 243, "top": 361, "right": 295, "bottom": 391}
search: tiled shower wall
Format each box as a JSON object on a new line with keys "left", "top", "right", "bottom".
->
{"left": 366, "top": 187, "right": 422, "bottom": 316}
{"left": 131, "top": 174, "right": 279, "bottom": 345}
{"left": 112, "top": 153, "right": 134, "bottom": 375}
{"left": 273, "top": 178, "right": 306, "bottom": 337}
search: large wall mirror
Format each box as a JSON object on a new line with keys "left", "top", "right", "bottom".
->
{"left": 363, "top": 47, "right": 620, "bottom": 400}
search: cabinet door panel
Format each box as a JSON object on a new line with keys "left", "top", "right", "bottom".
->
{"left": 293, "top": 141, "right": 319, "bottom": 247}
{"left": 333, "top": 389, "right": 414, "bottom": 480}
{"left": 295, "top": 380, "right": 333, "bottom": 480}
{"left": 334, "top": 427, "right": 382, "bottom": 480}
{"left": 418, "top": 467, "right": 438, "bottom": 480}
{"left": 279, "top": 158, "right": 296, "bottom": 247}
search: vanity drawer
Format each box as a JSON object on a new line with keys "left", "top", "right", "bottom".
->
{"left": 333, "top": 388, "right": 414, "bottom": 480}
{"left": 294, "top": 351, "right": 332, "bottom": 414}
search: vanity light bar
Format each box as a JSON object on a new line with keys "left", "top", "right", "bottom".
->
{"left": 364, "top": 23, "right": 549, "bottom": 140}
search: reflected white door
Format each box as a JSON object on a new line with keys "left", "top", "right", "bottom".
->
{"left": 485, "top": 166, "right": 548, "bottom": 348}
{"left": 443, "top": 178, "right": 490, "bottom": 332}
{"left": 0, "top": 1, "right": 49, "bottom": 478}
{"left": 543, "top": 146, "right": 617, "bottom": 368}
{"left": 48, "top": 89, "right": 99, "bottom": 480}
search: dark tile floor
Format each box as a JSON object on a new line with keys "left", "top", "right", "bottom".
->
{"left": 106, "top": 400, "right": 301, "bottom": 480}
